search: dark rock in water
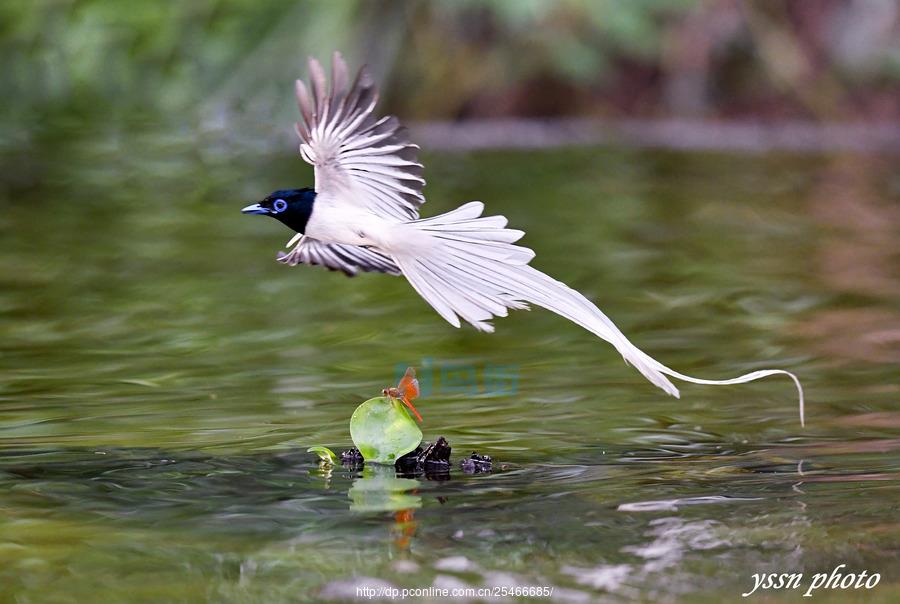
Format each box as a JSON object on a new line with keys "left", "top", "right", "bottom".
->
{"left": 395, "top": 437, "right": 451, "bottom": 478}
{"left": 394, "top": 446, "right": 423, "bottom": 474}
{"left": 340, "top": 448, "right": 364, "bottom": 468}
{"left": 339, "top": 438, "right": 488, "bottom": 478}
{"left": 419, "top": 437, "right": 451, "bottom": 462}
{"left": 460, "top": 452, "right": 492, "bottom": 474}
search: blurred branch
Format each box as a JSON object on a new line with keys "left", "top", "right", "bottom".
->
{"left": 742, "top": 1, "right": 846, "bottom": 119}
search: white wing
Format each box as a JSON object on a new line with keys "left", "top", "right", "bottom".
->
{"left": 277, "top": 237, "right": 401, "bottom": 277}
{"left": 295, "top": 52, "right": 425, "bottom": 221}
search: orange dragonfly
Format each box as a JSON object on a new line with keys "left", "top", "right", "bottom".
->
{"left": 383, "top": 367, "right": 422, "bottom": 423}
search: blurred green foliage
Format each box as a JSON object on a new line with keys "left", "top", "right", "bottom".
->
{"left": 3, "top": 1, "right": 898, "bottom": 130}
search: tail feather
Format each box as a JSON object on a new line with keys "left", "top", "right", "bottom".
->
{"left": 393, "top": 203, "right": 805, "bottom": 425}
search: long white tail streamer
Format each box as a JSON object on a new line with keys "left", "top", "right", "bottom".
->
{"left": 390, "top": 201, "right": 805, "bottom": 426}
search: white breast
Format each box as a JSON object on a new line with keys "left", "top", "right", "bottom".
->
{"left": 305, "top": 192, "right": 391, "bottom": 247}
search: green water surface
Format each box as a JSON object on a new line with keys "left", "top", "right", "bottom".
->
{"left": 1, "top": 129, "right": 898, "bottom": 602}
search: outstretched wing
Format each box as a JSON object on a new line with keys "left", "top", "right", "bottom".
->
{"left": 277, "top": 238, "right": 401, "bottom": 277}
{"left": 397, "top": 367, "right": 419, "bottom": 401}
{"left": 294, "top": 52, "right": 425, "bottom": 221}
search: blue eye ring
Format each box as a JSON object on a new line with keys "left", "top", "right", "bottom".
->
{"left": 273, "top": 199, "right": 287, "bottom": 213}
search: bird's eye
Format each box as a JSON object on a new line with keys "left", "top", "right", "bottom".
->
{"left": 273, "top": 199, "right": 287, "bottom": 213}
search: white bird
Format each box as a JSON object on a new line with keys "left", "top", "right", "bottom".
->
{"left": 241, "top": 53, "right": 804, "bottom": 424}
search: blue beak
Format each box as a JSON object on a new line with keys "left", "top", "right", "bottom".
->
{"left": 241, "top": 203, "right": 269, "bottom": 215}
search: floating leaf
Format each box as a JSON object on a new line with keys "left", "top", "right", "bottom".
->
{"left": 350, "top": 396, "right": 422, "bottom": 464}
{"left": 307, "top": 445, "right": 337, "bottom": 464}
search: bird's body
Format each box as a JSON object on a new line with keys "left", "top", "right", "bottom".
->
{"left": 243, "top": 52, "right": 804, "bottom": 424}
{"left": 309, "top": 200, "right": 378, "bottom": 247}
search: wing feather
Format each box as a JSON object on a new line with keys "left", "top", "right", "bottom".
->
{"left": 277, "top": 237, "right": 401, "bottom": 277}
{"left": 295, "top": 52, "right": 426, "bottom": 220}
{"left": 294, "top": 80, "right": 313, "bottom": 137}
{"left": 307, "top": 57, "right": 329, "bottom": 129}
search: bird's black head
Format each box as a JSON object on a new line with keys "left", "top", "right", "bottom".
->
{"left": 242, "top": 188, "right": 316, "bottom": 233}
